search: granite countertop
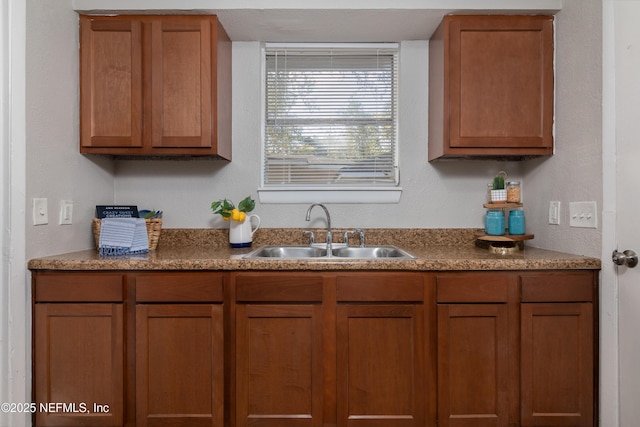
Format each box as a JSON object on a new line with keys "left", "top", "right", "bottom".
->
{"left": 27, "top": 228, "right": 601, "bottom": 272}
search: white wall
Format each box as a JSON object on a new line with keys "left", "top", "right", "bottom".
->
{"left": 113, "top": 3, "right": 604, "bottom": 260}
{"left": 522, "top": 0, "right": 603, "bottom": 257}
{"left": 25, "top": 0, "right": 116, "bottom": 259}
{"left": 114, "top": 41, "right": 524, "bottom": 231}
{"left": 22, "top": 1, "right": 602, "bottom": 259}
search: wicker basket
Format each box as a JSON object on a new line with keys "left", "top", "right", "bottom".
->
{"left": 92, "top": 217, "right": 162, "bottom": 251}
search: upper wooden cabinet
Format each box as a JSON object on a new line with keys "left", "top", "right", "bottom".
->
{"left": 79, "top": 15, "right": 232, "bottom": 158}
{"left": 428, "top": 15, "right": 554, "bottom": 160}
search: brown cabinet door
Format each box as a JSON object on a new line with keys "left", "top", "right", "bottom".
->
{"left": 336, "top": 304, "right": 425, "bottom": 427}
{"left": 136, "top": 304, "right": 224, "bottom": 427}
{"left": 520, "top": 303, "right": 594, "bottom": 427}
{"left": 34, "top": 303, "right": 124, "bottom": 427}
{"left": 79, "top": 15, "right": 232, "bottom": 157}
{"left": 80, "top": 16, "right": 143, "bottom": 150}
{"left": 148, "top": 17, "right": 213, "bottom": 150}
{"left": 437, "top": 303, "right": 513, "bottom": 427}
{"left": 235, "top": 304, "right": 324, "bottom": 427}
{"left": 429, "top": 15, "right": 554, "bottom": 160}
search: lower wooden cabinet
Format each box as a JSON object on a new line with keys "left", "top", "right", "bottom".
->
{"left": 32, "top": 269, "right": 597, "bottom": 427}
{"left": 436, "top": 273, "right": 518, "bottom": 427}
{"left": 33, "top": 272, "right": 125, "bottom": 427}
{"left": 232, "top": 272, "right": 433, "bottom": 427}
{"left": 133, "top": 273, "right": 225, "bottom": 427}
{"left": 233, "top": 273, "right": 326, "bottom": 427}
{"left": 520, "top": 273, "right": 595, "bottom": 427}
{"left": 335, "top": 273, "right": 429, "bottom": 427}
{"left": 32, "top": 271, "right": 224, "bottom": 427}
{"left": 34, "top": 303, "right": 124, "bottom": 427}
{"left": 436, "top": 271, "right": 597, "bottom": 427}
{"left": 136, "top": 304, "right": 223, "bottom": 427}
{"left": 337, "top": 304, "right": 426, "bottom": 427}
{"left": 437, "top": 303, "right": 513, "bottom": 427}
{"left": 235, "top": 304, "right": 324, "bottom": 427}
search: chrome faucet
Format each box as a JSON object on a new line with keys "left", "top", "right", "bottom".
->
{"left": 305, "top": 203, "right": 332, "bottom": 253}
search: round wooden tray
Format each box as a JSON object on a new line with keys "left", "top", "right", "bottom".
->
{"left": 483, "top": 202, "right": 523, "bottom": 209}
{"left": 476, "top": 233, "right": 534, "bottom": 242}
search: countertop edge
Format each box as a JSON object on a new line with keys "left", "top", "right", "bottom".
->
{"left": 27, "top": 249, "right": 602, "bottom": 272}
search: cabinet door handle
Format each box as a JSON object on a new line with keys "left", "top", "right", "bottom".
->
{"left": 612, "top": 249, "right": 638, "bottom": 268}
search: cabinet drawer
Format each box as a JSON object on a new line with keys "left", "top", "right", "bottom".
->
{"left": 135, "top": 273, "right": 224, "bottom": 302}
{"left": 336, "top": 273, "right": 424, "bottom": 302}
{"left": 235, "top": 274, "right": 323, "bottom": 302}
{"left": 34, "top": 273, "right": 124, "bottom": 302}
{"left": 520, "top": 272, "right": 595, "bottom": 302}
{"left": 436, "top": 274, "right": 509, "bottom": 303}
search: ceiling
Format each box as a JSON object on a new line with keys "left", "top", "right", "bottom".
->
{"left": 73, "top": 0, "right": 562, "bottom": 42}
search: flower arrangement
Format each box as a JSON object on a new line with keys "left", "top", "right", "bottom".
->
{"left": 211, "top": 196, "right": 255, "bottom": 222}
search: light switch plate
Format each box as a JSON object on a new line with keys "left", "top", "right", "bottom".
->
{"left": 59, "top": 200, "right": 73, "bottom": 225}
{"left": 32, "top": 198, "right": 48, "bottom": 225}
{"left": 549, "top": 201, "right": 561, "bottom": 225}
{"left": 569, "top": 201, "right": 598, "bottom": 228}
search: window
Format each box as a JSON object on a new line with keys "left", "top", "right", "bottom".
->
{"left": 259, "top": 43, "right": 401, "bottom": 203}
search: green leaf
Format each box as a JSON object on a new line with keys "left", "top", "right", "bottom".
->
{"left": 238, "top": 196, "right": 255, "bottom": 213}
{"left": 212, "top": 196, "right": 254, "bottom": 217}
{"left": 222, "top": 199, "right": 235, "bottom": 211}
{"left": 212, "top": 199, "right": 235, "bottom": 216}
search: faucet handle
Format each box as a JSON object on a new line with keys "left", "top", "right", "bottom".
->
{"left": 343, "top": 230, "right": 357, "bottom": 247}
{"left": 302, "top": 230, "right": 315, "bottom": 246}
{"left": 355, "top": 228, "right": 366, "bottom": 247}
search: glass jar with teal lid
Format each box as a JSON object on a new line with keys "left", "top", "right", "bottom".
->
{"left": 485, "top": 210, "right": 505, "bottom": 236}
{"left": 508, "top": 209, "right": 526, "bottom": 235}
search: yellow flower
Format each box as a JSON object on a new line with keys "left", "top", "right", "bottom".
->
{"left": 211, "top": 196, "right": 255, "bottom": 221}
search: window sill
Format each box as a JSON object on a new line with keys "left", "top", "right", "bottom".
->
{"left": 258, "top": 187, "right": 402, "bottom": 204}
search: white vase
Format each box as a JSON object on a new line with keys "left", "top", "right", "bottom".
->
{"left": 229, "top": 214, "right": 261, "bottom": 248}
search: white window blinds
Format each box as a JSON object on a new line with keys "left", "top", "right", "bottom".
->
{"left": 263, "top": 43, "right": 399, "bottom": 188}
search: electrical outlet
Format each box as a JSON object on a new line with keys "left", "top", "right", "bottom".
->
{"left": 32, "top": 198, "right": 48, "bottom": 225}
{"left": 549, "top": 201, "right": 561, "bottom": 225}
{"left": 569, "top": 201, "right": 598, "bottom": 228}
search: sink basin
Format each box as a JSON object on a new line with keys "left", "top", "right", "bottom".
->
{"left": 244, "top": 245, "right": 414, "bottom": 260}
{"left": 244, "top": 246, "right": 327, "bottom": 258}
{"left": 331, "top": 246, "right": 415, "bottom": 259}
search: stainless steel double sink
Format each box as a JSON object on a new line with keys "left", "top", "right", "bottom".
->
{"left": 244, "top": 245, "right": 415, "bottom": 260}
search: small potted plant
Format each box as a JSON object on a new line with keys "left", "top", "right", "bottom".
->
{"left": 211, "top": 196, "right": 261, "bottom": 247}
{"left": 490, "top": 171, "right": 508, "bottom": 203}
